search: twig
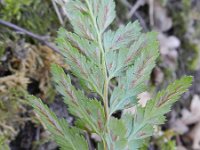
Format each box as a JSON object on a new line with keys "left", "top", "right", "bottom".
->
{"left": 85, "top": 133, "right": 93, "bottom": 150}
{"left": 0, "top": 19, "right": 60, "bottom": 54}
{"left": 135, "top": 12, "right": 148, "bottom": 31}
{"left": 120, "top": 0, "right": 132, "bottom": 8}
{"left": 120, "top": 0, "right": 148, "bottom": 31}
{"left": 0, "top": 20, "right": 49, "bottom": 41}
{"left": 51, "top": 0, "right": 64, "bottom": 25}
{"left": 148, "top": 0, "right": 154, "bottom": 27}
{"left": 126, "top": 0, "right": 146, "bottom": 19}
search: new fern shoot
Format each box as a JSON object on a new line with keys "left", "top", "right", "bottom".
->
{"left": 28, "top": 0, "right": 192, "bottom": 149}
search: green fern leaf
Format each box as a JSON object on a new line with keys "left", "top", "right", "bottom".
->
{"left": 56, "top": 31, "right": 104, "bottom": 95}
{"left": 105, "top": 48, "right": 129, "bottom": 78}
{"left": 96, "top": 0, "right": 116, "bottom": 33}
{"left": 122, "top": 32, "right": 159, "bottom": 90}
{"left": 27, "top": 0, "right": 193, "bottom": 149}
{"left": 106, "top": 117, "right": 127, "bottom": 150}
{"left": 105, "top": 32, "right": 157, "bottom": 79}
{"left": 57, "top": 27, "right": 101, "bottom": 64}
{"left": 109, "top": 32, "right": 159, "bottom": 114}
{"left": 104, "top": 21, "right": 142, "bottom": 51}
{"left": 122, "top": 76, "right": 193, "bottom": 149}
{"left": 51, "top": 64, "right": 106, "bottom": 134}
{"left": 65, "top": 0, "right": 97, "bottom": 40}
{"left": 109, "top": 84, "right": 145, "bottom": 115}
{"left": 28, "top": 95, "right": 88, "bottom": 150}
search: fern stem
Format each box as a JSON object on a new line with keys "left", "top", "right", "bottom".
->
{"left": 85, "top": 0, "right": 109, "bottom": 122}
{"left": 85, "top": 0, "right": 110, "bottom": 149}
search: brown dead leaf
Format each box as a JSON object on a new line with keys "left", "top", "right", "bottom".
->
{"left": 158, "top": 33, "right": 180, "bottom": 70}
{"left": 123, "top": 92, "right": 151, "bottom": 115}
{"left": 167, "top": 36, "right": 181, "bottom": 49}
{"left": 152, "top": 67, "right": 164, "bottom": 85}
{"left": 189, "top": 122, "right": 200, "bottom": 149}
{"left": 170, "top": 95, "right": 200, "bottom": 149}
{"left": 137, "top": 91, "right": 151, "bottom": 107}
{"left": 181, "top": 95, "right": 200, "bottom": 125}
{"left": 91, "top": 133, "right": 101, "bottom": 142}
{"left": 153, "top": 1, "right": 172, "bottom": 31}
{"left": 177, "top": 145, "right": 187, "bottom": 150}
{"left": 158, "top": 33, "right": 180, "bottom": 52}
{"left": 171, "top": 119, "right": 189, "bottom": 134}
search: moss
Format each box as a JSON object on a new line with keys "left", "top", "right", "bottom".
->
{"left": 172, "top": 12, "right": 187, "bottom": 37}
{"left": 0, "top": 88, "right": 28, "bottom": 146}
{"left": 0, "top": 42, "right": 5, "bottom": 60}
{"left": 115, "top": 1, "right": 129, "bottom": 23}
{"left": 0, "top": 136, "right": 10, "bottom": 150}
{"left": 168, "top": 1, "right": 199, "bottom": 71}
{"left": 0, "top": 0, "right": 60, "bottom": 35}
{"left": 183, "top": 42, "right": 199, "bottom": 70}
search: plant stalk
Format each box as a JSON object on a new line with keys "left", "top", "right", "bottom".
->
{"left": 85, "top": 0, "right": 110, "bottom": 149}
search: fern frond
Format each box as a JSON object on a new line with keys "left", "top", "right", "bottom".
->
{"left": 104, "top": 21, "right": 142, "bottom": 51}
{"left": 109, "top": 32, "right": 159, "bottom": 114}
{"left": 96, "top": 0, "right": 116, "bottom": 33}
{"left": 57, "top": 27, "right": 101, "bottom": 64}
{"left": 28, "top": 95, "right": 88, "bottom": 150}
{"left": 27, "top": 0, "right": 193, "bottom": 149}
{"left": 65, "top": 0, "right": 97, "bottom": 40}
{"left": 109, "top": 84, "right": 145, "bottom": 115}
{"left": 124, "top": 32, "right": 159, "bottom": 90}
{"left": 122, "top": 76, "right": 193, "bottom": 149}
{"left": 51, "top": 64, "right": 106, "bottom": 134}
{"left": 106, "top": 117, "right": 127, "bottom": 150}
{"left": 56, "top": 30, "right": 104, "bottom": 95}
